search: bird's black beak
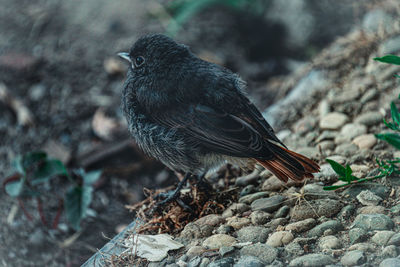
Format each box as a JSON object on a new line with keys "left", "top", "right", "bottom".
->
{"left": 118, "top": 52, "right": 131, "bottom": 63}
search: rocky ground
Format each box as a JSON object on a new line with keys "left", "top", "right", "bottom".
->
{"left": 109, "top": 7, "right": 400, "bottom": 267}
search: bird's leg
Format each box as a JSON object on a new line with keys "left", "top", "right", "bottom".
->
{"left": 154, "top": 172, "right": 192, "bottom": 207}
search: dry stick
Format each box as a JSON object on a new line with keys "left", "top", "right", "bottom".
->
{"left": 36, "top": 197, "right": 48, "bottom": 227}
{"left": 18, "top": 199, "right": 33, "bottom": 221}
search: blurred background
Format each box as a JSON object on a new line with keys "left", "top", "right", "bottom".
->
{"left": 0, "top": 0, "right": 385, "bottom": 265}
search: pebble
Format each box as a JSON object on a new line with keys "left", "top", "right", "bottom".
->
{"left": 250, "top": 210, "right": 272, "bottom": 225}
{"left": 349, "top": 228, "right": 368, "bottom": 244}
{"left": 358, "top": 205, "right": 386, "bottom": 214}
{"left": 318, "top": 140, "right": 335, "bottom": 150}
{"left": 251, "top": 195, "right": 286, "bottom": 213}
{"left": 202, "top": 234, "right": 236, "bottom": 249}
{"left": 285, "top": 241, "right": 304, "bottom": 257}
{"left": 371, "top": 231, "right": 396, "bottom": 246}
{"left": 308, "top": 220, "right": 343, "bottom": 237}
{"left": 319, "top": 112, "right": 349, "bottom": 130}
{"left": 334, "top": 143, "right": 358, "bottom": 157}
{"left": 356, "top": 190, "right": 383, "bottom": 206}
{"left": 274, "top": 205, "right": 290, "bottom": 218}
{"left": 186, "top": 246, "right": 205, "bottom": 258}
{"left": 338, "top": 123, "right": 367, "bottom": 141}
{"left": 361, "top": 88, "right": 378, "bottom": 103}
{"left": 388, "top": 233, "right": 400, "bottom": 246}
{"left": 235, "top": 169, "right": 260, "bottom": 187}
{"left": 319, "top": 100, "right": 330, "bottom": 117}
{"left": 208, "top": 257, "right": 234, "bottom": 267}
{"left": 339, "top": 205, "right": 356, "bottom": 219}
{"left": 382, "top": 245, "right": 398, "bottom": 258}
{"left": 187, "top": 256, "right": 201, "bottom": 267}
{"left": 233, "top": 256, "right": 265, "bottom": 267}
{"left": 349, "top": 242, "right": 376, "bottom": 252}
{"left": 199, "top": 258, "right": 209, "bottom": 267}
{"left": 240, "top": 243, "right": 278, "bottom": 264}
{"left": 340, "top": 250, "right": 366, "bottom": 266}
{"left": 319, "top": 235, "right": 341, "bottom": 250}
{"left": 226, "top": 217, "right": 251, "bottom": 230}
{"left": 262, "top": 176, "right": 299, "bottom": 191}
{"left": 352, "top": 134, "right": 377, "bottom": 149}
{"left": 379, "top": 258, "right": 400, "bottom": 267}
{"left": 237, "top": 226, "right": 270, "bottom": 243}
{"left": 354, "top": 111, "right": 382, "bottom": 126}
{"left": 239, "top": 192, "right": 269, "bottom": 204}
{"left": 219, "top": 246, "right": 235, "bottom": 257}
{"left": 215, "top": 225, "right": 234, "bottom": 235}
{"left": 222, "top": 203, "right": 250, "bottom": 218}
{"left": 294, "top": 116, "right": 317, "bottom": 135}
{"left": 285, "top": 218, "right": 317, "bottom": 233}
{"left": 240, "top": 185, "right": 256, "bottom": 197}
{"left": 352, "top": 214, "right": 394, "bottom": 231}
{"left": 291, "top": 199, "right": 342, "bottom": 220}
{"left": 266, "top": 231, "right": 294, "bottom": 247}
{"left": 289, "top": 253, "right": 335, "bottom": 267}
{"left": 390, "top": 204, "right": 400, "bottom": 215}
{"left": 343, "top": 183, "right": 390, "bottom": 199}
{"left": 314, "top": 163, "right": 339, "bottom": 181}
{"left": 296, "top": 147, "right": 319, "bottom": 159}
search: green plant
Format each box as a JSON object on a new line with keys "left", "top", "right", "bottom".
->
{"left": 163, "top": 0, "right": 268, "bottom": 36}
{"left": 3, "top": 151, "right": 101, "bottom": 230}
{"left": 323, "top": 54, "right": 400, "bottom": 190}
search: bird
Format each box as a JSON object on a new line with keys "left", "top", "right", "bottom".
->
{"left": 118, "top": 33, "right": 320, "bottom": 205}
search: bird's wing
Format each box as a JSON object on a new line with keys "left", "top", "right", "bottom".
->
{"left": 236, "top": 98, "right": 286, "bottom": 148}
{"left": 151, "top": 104, "right": 273, "bottom": 159}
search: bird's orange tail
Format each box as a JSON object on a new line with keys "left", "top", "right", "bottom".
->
{"left": 255, "top": 145, "right": 320, "bottom": 183}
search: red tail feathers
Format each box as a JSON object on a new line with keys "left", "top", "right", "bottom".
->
{"left": 255, "top": 146, "right": 320, "bottom": 183}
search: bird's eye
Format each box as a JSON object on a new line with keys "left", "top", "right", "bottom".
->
{"left": 134, "top": 56, "right": 145, "bottom": 67}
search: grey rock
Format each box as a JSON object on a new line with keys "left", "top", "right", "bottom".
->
{"left": 319, "top": 100, "right": 330, "bottom": 117}
{"left": 352, "top": 134, "right": 377, "bottom": 149}
{"left": 349, "top": 228, "right": 368, "bottom": 244}
{"left": 202, "top": 234, "right": 236, "bottom": 249}
{"left": 219, "top": 246, "right": 235, "bottom": 257}
{"left": 234, "top": 256, "right": 265, "bottom": 267}
{"left": 334, "top": 143, "right": 358, "bottom": 157}
{"left": 250, "top": 210, "right": 272, "bottom": 225}
{"left": 289, "top": 253, "right": 335, "bottom": 267}
{"left": 352, "top": 214, "right": 394, "bottom": 231}
{"left": 303, "top": 184, "right": 335, "bottom": 199}
{"left": 335, "top": 123, "right": 367, "bottom": 143}
{"left": 388, "top": 233, "right": 400, "bottom": 246}
{"left": 371, "top": 231, "right": 396, "bottom": 246}
{"left": 199, "top": 258, "right": 210, "bottom": 267}
{"left": 379, "top": 258, "right": 400, "bottom": 267}
{"left": 294, "top": 116, "right": 317, "bottom": 135}
{"left": 251, "top": 195, "right": 286, "bottom": 213}
{"left": 319, "top": 235, "right": 341, "bottom": 250}
{"left": 186, "top": 246, "right": 205, "bottom": 258}
{"left": 285, "top": 218, "right": 317, "bottom": 233}
{"left": 339, "top": 205, "right": 356, "bottom": 219}
{"left": 296, "top": 146, "right": 319, "bottom": 159}
{"left": 361, "top": 88, "right": 378, "bottom": 103}
{"left": 237, "top": 226, "right": 270, "bottom": 243}
{"left": 340, "top": 250, "right": 366, "bottom": 266}
{"left": 208, "top": 257, "right": 234, "bottom": 267}
{"left": 381, "top": 35, "right": 400, "bottom": 54}
{"left": 236, "top": 170, "right": 260, "bottom": 187}
{"left": 382, "top": 245, "right": 398, "bottom": 258}
{"left": 319, "top": 112, "right": 348, "bottom": 130}
{"left": 343, "top": 183, "right": 390, "bottom": 199}
{"left": 314, "top": 163, "right": 339, "bottom": 181}
{"left": 215, "top": 225, "right": 234, "bottom": 235}
{"left": 274, "top": 205, "right": 290, "bottom": 218}
{"left": 239, "top": 192, "right": 269, "bottom": 204}
{"left": 362, "top": 9, "right": 394, "bottom": 33}
{"left": 240, "top": 243, "right": 278, "bottom": 264}
{"left": 222, "top": 203, "right": 250, "bottom": 218}
{"left": 265, "top": 260, "right": 284, "bottom": 267}
{"left": 188, "top": 256, "right": 201, "bottom": 267}
{"left": 240, "top": 185, "right": 256, "bottom": 197}
{"left": 291, "top": 199, "right": 342, "bottom": 220}
{"left": 348, "top": 242, "right": 377, "bottom": 252}
{"left": 354, "top": 111, "right": 382, "bottom": 126}
{"left": 266, "top": 231, "right": 294, "bottom": 247}
{"left": 390, "top": 204, "right": 400, "bottom": 215}
{"left": 308, "top": 220, "right": 343, "bottom": 237}
{"left": 356, "top": 190, "right": 383, "bottom": 206}
{"left": 285, "top": 241, "right": 304, "bottom": 256}
{"left": 316, "top": 131, "right": 337, "bottom": 142}
{"left": 318, "top": 140, "right": 335, "bottom": 150}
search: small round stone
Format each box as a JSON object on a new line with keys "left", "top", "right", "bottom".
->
{"left": 202, "top": 234, "right": 236, "bottom": 249}
{"left": 352, "top": 134, "right": 377, "bottom": 149}
{"left": 266, "top": 231, "right": 294, "bottom": 247}
{"left": 319, "top": 235, "right": 341, "bottom": 250}
{"left": 341, "top": 250, "right": 366, "bottom": 266}
{"left": 319, "top": 112, "right": 349, "bottom": 130}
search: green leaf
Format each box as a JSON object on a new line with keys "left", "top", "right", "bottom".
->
{"left": 375, "top": 133, "right": 400, "bottom": 150}
{"left": 326, "top": 159, "right": 346, "bottom": 177}
{"left": 31, "top": 159, "right": 68, "bottom": 185}
{"left": 5, "top": 178, "right": 25, "bottom": 197}
{"left": 374, "top": 55, "right": 400, "bottom": 65}
{"left": 345, "top": 165, "right": 352, "bottom": 181}
{"left": 82, "top": 170, "right": 102, "bottom": 185}
{"left": 65, "top": 185, "right": 93, "bottom": 230}
{"left": 21, "top": 152, "right": 47, "bottom": 171}
{"left": 391, "top": 102, "right": 400, "bottom": 127}
{"left": 395, "top": 74, "right": 400, "bottom": 79}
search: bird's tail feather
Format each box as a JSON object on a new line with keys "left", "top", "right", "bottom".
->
{"left": 255, "top": 144, "right": 320, "bottom": 183}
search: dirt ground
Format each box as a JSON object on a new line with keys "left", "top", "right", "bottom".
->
{"left": 0, "top": 1, "right": 373, "bottom": 266}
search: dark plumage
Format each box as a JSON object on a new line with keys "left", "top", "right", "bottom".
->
{"left": 119, "top": 34, "right": 320, "bottom": 183}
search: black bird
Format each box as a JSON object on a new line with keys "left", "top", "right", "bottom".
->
{"left": 119, "top": 34, "right": 320, "bottom": 205}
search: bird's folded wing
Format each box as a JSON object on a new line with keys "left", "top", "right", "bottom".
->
{"left": 152, "top": 104, "right": 273, "bottom": 158}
